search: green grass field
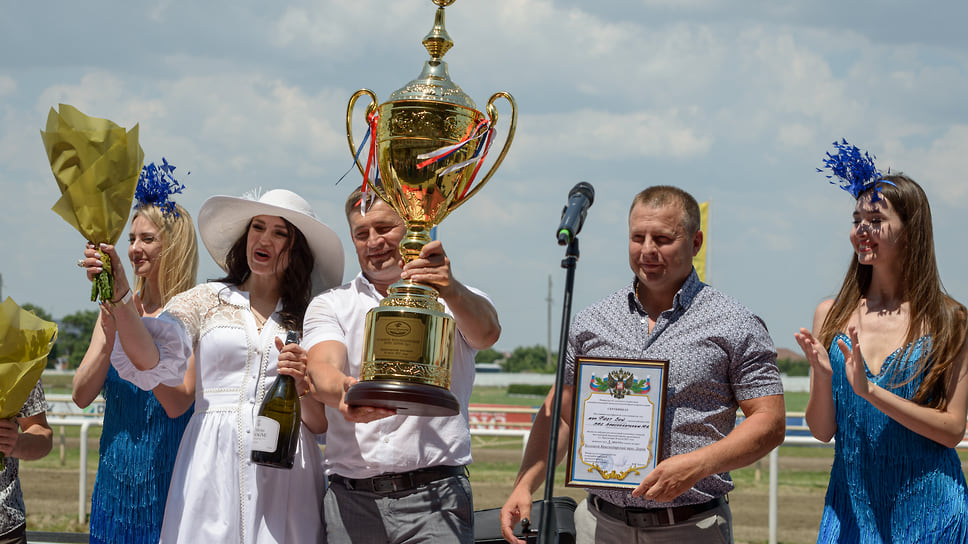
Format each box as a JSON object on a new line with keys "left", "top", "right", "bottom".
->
{"left": 473, "top": 385, "right": 812, "bottom": 411}
{"left": 26, "top": 385, "right": 814, "bottom": 472}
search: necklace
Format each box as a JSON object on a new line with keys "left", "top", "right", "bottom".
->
{"left": 252, "top": 309, "right": 268, "bottom": 331}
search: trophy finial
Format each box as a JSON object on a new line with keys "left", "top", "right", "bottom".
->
{"left": 423, "top": 4, "right": 454, "bottom": 60}
{"left": 389, "top": 0, "right": 474, "bottom": 108}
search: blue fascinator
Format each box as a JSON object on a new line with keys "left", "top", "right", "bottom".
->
{"left": 817, "top": 139, "right": 894, "bottom": 201}
{"left": 135, "top": 158, "right": 187, "bottom": 216}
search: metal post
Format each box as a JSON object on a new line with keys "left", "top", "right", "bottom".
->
{"left": 546, "top": 275, "right": 552, "bottom": 370}
{"left": 78, "top": 421, "right": 90, "bottom": 523}
{"left": 769, "top": 447, "right": 778, "bottom": 544}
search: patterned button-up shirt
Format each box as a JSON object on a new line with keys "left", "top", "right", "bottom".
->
{"left": 565, "top": 271, "right": 783, "bottom": 508}
{"left": 0, "top": 380, "right": 48, "bottom": 535}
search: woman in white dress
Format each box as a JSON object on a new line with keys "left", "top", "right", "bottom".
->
{"left": 83, "top": 189, "right": 344, "bottom": 543}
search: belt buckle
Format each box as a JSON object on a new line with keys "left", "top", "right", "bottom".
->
{"left": 370, "top": 476, "right": 395, "bottom": 493}
{"left": 625, "top": 509, "right": 667, "bottom": 527}
{"left": 371, "top": 472, "right": 414, "bottom": 493}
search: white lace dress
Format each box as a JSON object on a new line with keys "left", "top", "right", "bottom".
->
{"left": 112, "top": 282, "right": 324, "bottom": 544}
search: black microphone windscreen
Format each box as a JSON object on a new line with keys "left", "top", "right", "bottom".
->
{"left": 570, "top": 182, "right": 595, "bottom": 205}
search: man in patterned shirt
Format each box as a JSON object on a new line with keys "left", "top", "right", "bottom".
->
{"left": 500, "top": 185, "right": 785, "bottom": 543}
{"left": 0, "top": 380, "right": 52, "bottom": 544}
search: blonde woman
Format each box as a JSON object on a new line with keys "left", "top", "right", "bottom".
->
{"left": 73, "top": 160, "right": 198, "bottom": 543}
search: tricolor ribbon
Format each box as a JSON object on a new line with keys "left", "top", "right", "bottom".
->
{"left": 335, "top": 111, "right": 382, "bottom": 216}
{"left": 415, "top": 118, "right": 495, "bottom": 201}
{"left": 361, "top": 110, "right": 382, "bottom": 205}
{"left": 458, "top": 126, "right": 496, "bottom": 199}
{"left": 415, "top": 118, "right": 489, "bottom": 168}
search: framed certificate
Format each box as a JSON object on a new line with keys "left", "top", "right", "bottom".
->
{"left": 565, "top": 356, "right": 669, "bottom": 490}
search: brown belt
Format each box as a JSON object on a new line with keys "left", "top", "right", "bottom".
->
{"left": 590, "top": 494, "right": 726, "bottom": 527}
{"left": 329, "top": 465, "right": 466, "bottom": 494}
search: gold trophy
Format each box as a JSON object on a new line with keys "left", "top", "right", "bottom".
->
{"left": 345, "top": 0, "right": 517, "bottom": 416}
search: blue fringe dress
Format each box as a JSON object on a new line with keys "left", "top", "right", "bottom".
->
{"left": 818, "top": 333, "right": 968, "bottom": 543}
{"left": 88, "top": 365, "right": 192, "bottom": 544}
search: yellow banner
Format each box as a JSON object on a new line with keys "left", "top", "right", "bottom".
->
{"left": 693, "top": 201, "right": 708, "bottom": 282}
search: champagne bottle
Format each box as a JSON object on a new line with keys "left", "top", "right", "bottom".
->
{"left": 251, "top": 330, "right": 302, "bottom": 469}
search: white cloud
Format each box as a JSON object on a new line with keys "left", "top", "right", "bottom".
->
{"left": 3, "top": 0, "right": 968, "bottom": 352}
{"left": 516, "top": 108, "right": 712, "bottom": 162}
{"left": 893, "top": 125, "right": 968, "bottom": 205}
{"left": 0, "top": 76, "right": 15, "bottom": 97}
{"left": 269, "top": 1, "right": 428, "bottom": 53}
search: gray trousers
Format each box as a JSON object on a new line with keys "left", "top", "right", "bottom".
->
{"left": 323, "top": 474, "right": 474, "bottom": 543}
{"left": 574, "top": 497, "right": 733, "bottom": 544}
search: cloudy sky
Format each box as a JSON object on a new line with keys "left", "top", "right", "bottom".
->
{"left": 3, "top": 0, "right": 968, "bottom": 356}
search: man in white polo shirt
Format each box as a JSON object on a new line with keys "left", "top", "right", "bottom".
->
{"left": 304, "top": 189, "right": 501, "bottom": 544}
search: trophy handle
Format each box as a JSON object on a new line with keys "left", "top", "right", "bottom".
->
{"left": 450, "top": 91, "right": 517, "bottom": 210}
{"left": 345, "top": 89, "right": 383, "bottom": 195}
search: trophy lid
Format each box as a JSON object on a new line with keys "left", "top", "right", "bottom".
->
{"left": 387, "top": 1, "right": 477, "bottom": 110}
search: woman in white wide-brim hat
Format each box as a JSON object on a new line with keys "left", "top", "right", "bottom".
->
{"left": 84, "top": 188, "right": 344, "bottom": 544}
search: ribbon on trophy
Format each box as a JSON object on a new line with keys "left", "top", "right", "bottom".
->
{"left": 416, "top": 118, "right": 495, "bottom": 199}
{"left": 339, "top": 109, "right": 383, "bottom": 215}
{"left": 362, "top": 110, "right": 382, "bottom": 197}
{"left": 344, "top": 110, "right": 496, "bottom": 210}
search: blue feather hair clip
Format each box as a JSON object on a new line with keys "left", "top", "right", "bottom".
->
{"left": 817, "top": 139, "right": 893, "bottom": 201}
{"left": 135, "top": 157, "right": 187, "bottom": 216}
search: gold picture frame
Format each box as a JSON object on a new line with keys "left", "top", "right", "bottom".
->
{"left": 566, "top": 356, "right": 669, "bottom": 490}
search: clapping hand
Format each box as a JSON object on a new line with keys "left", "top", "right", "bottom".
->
{"left": 794, "top": 328, "right": 833, "bottom": 380}
{"left": 839, "top": 326, "right": 871, "bottom": 398}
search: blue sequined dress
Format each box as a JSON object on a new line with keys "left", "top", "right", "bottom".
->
{"left": 818, "top": 333, "right": 968, "bottom": 543}
{"left": 88, "top": 365, "right": 192, "bottom": 544}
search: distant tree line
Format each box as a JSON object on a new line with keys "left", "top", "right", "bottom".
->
{"left": 777, "top": 357, "right": 809, "bottom": 377}
{"left": 475, "top": 344, "right": 558, "bottom": 374}
{"left": 21, "top": 303, "right": 98, "bottom": 370}
{"left": 28, "top": 303, "right": 563, "bottom": 374}
{"left": 476, "top": 346, "right": 811, "bottom": 377}
{"left": 23, "top": 301, "right": 810, "bottom": 377}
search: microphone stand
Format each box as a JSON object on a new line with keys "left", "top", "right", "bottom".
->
{"left": 537, "top": 236, "right": 580, "bottom": 544}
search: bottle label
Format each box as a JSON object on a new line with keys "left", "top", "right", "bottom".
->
{"left": 252, "top": 416, "right": 281, "bottom": 453}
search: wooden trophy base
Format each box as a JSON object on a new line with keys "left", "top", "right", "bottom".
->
{"left": 344, "top": 380, "right": 459, "bottom": 417}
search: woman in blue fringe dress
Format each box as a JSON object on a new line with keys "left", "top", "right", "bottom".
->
{"left": 72, "top": 160, "right": 198, "bottom": 543}
{"left": 795, "top": 142, "right": 968, "bottom": 543}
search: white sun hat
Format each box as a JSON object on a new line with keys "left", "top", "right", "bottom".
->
{"left": 198, "top": 189, "right": 344, "bottom": 295}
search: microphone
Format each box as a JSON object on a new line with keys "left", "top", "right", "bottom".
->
{"left": 557, "top": 182, "right": 595, "bottom": 245}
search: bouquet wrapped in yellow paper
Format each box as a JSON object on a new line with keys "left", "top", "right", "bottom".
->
{"left": 0, "top": 298, "right": 58, "bottom": 470}
{"left": 40, "top": 103, "right": 144, "bottom": 303}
